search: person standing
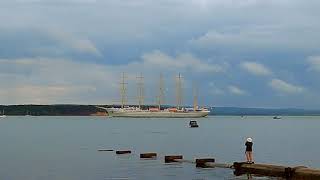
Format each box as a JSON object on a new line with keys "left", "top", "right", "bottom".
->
{"left": 245, "top": 137, "right": 254, "bottom": 163}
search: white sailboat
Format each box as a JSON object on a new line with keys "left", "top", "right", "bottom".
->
{"left": 0, "top": 109, "right": 6, "bottom": 118}
{"left": 25, "top": 110, "right": 32, "bottom": 116}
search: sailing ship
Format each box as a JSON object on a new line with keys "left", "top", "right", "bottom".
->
{"left": 100, "top": 73, "right": 210, "bottom": 118}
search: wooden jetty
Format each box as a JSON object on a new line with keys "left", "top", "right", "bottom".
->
{"left": 109, "top": 150, "right": 320, "bottom": 179}
{"left": 233, "top": 162, "right": 320, "bottom": 179}
{"left": 292, "top": 166, "right": 320, "bottom": 179}
{"left": 163, "top": 155, "right": 320, "bottom": 179}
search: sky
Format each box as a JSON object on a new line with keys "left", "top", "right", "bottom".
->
{"left": 1, "top": 0, "right": 320, "bottom": 108}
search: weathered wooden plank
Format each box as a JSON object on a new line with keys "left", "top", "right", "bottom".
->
{"left": 174, "top": 159, "right": 194, "bottom": 163}
{"left": 139, "top": 153, "right": 320, "bottom": 179}
{"left": 98, "top": 149, "right": 114, "bottom": 152}
{"left": 196, "top": 158, "right": 215, "bottom": 168}
{"left": 116, "top": 150, "right": 131, "bottom": 154}
{"left": 204, "top": 162, "right": 233, "bottom": 168}
{"left": 164, "top": 155, "right": 183, "bottom": 163}
{"left": 293, "top": 167, "right": 320, "bottom": 180}
{"left": 140, "top": 153, "right": 157, "bottom": 159}
{"left": 233, "top": 162, "right": 289, "bottom": 178}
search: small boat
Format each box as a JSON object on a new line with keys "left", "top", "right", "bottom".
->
{"left": 0, "top": 109, "right": 6, "bottom": 118}
{"left": 189, "top": 120, "right": 199, "bottom": 128}
{"left": 273, "top": 116, "right": 281, "bottom": 120}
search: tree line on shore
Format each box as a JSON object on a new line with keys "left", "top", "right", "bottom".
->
{"left": 1, "top": 105, "right": 320, "bottom": 116}
{"left": 0, "top": 105, "right": 108, "bottom": 116}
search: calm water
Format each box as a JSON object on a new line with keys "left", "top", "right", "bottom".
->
{"left": 0, "top": 116, "right": 320, "bottom": 180}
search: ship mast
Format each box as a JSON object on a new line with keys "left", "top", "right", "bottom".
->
{"left": 136, "top": 73, "right": 144, "bottom": 109}
{"left": 157, "top": 73, "right": 165, "bottom": 110}
{"left": 176, "top": 73, "right": 183, "bottom": 109}
{"left": 120, "top": 72, "right": 127, "bottom": 109}
{"left": 193, "top": 82, "right": 199, "bottom": 111}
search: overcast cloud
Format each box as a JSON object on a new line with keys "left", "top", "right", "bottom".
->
{"left": 1, "top": 0, "right": 320, "bottom": 108}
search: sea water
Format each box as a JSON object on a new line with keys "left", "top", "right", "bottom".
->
{"left": 0, "top": 116, "right": 320, "bottom": 180}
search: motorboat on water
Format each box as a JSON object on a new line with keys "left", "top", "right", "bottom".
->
{"left": 189, "top": 120, "right": 199, "bottom": 128}
{"left": 273, "top": 116, "right": 281, "bottom": 120}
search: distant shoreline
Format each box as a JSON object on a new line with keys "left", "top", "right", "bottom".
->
{"left": 1, "top": 105, "right": 320, "bottom": 116}
{"left": 2, "top": 115, "right": 320, "bottom": 117}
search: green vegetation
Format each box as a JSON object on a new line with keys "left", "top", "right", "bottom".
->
{"left": 0, "top": 105, "right": 108, "bottom": 116}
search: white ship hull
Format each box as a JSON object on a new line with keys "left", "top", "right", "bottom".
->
{"left": 107, "top": 110, "right": 209, "bottom": 118}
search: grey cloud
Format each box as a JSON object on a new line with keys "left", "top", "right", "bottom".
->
{"left": 1, "top": 0, "right": 320, "bottom": 108}
{"left": 228, "top": 85, "right": 247, "bottom": 96}
{"left": 0, "top": 57, "right": 118, "bottom": 104}
{"left": 189, "top": 25, "right": 320, "bottom": 52}
{"left": 307, "top": 56, "right": 320, "bottom": 72}
{"left": 47, "top": 29, "right": 101, "bottom": 56}
{"left": 140, "top": 50, "right": 227, "bottom": 73}
{"left": 0, "top": 28, "right": 101, "bottom": 59}
{"left": 269, "top": 79, "right": 304, "bottom": 94}
{"left": 1, "top": 0, "right": 320, "bottom": 53}
{"left": 240, "top": 61, "right": 272, "bottom": 76}
{"left": 0, "top": 50, "right": 225, "bottom": 104}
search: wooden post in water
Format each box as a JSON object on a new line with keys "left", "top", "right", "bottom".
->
{"left": 165, "top": 155, "right": 183, "bottom": 163}
{"left": 196, "top": 158, "right": 215, "bottom": 168}
{"left": 140, "top": 153, "right": 157, "bottom": 159}
{"left": 98, "top": 149, "right": 114, "bottom": 152}
{"left": 116, "top": 150, "right": 131, "bottom": 154}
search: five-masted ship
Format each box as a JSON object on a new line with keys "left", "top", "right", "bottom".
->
{"left": 103, "top": 73, "right": 210, "bottom": 118}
